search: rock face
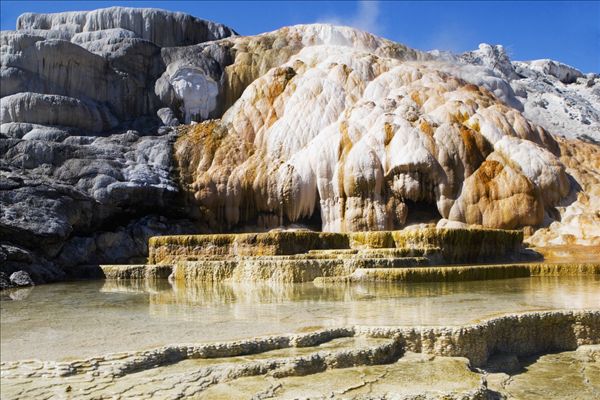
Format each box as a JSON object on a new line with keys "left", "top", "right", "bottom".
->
{"left": 1, "top": 7, "right": 598, "bottom": 282}
{"left": 2, "top": 7, "right": 236, "bottom": 127}
{"left": 527, "top": 138, "right": 600, "bottom": 246}
{"left": 0, "top": 8, "right": 236, "bottom": 282}
{"left": 9, "top": 270, "right": 34, "bottom": 287}
{"left": 16, "top": 7, "right": 236, "bottom": 47}
{"left": 173, "top": 37, "right": 569, "bottom": 232}
{"left": 458, "top": 44, "right": 600, "bottom": 143}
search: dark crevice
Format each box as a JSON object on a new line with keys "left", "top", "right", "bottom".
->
{"left": 404, "top": 199, "right": 442, "bottom": 225}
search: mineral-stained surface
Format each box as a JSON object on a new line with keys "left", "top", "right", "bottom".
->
{"left": 173, "top": 47, "right": 569, "bottom": 233}
{"left": 1, "top": 7, "right": 599, "bottom": 282}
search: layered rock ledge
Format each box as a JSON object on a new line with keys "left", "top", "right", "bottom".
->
{"left": 88, "top": 228, "right": 600, "bottom": 284}
{"left": 1, "top": 310, "right": 598, "bottom": 399}
{"left": 149, "top": 228, "right": 523, "bottom": 263}
{"left": 139, "top": 228, "right": 540, "bottom": 283}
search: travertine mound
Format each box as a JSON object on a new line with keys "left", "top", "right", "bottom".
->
{"left": 156, "top": 24, "right": 427, "bottom": 122}
{"left": 16, "top": 6, "right": 236, "bottom": 47}
{"left": 0, "top": 8, "right": 237, "bottom": 282}
{"left": 173, "top": 41, "right": 569, "bottom": 232}
{"left": 2, "top": 7, "right": 236, "bottom": 125}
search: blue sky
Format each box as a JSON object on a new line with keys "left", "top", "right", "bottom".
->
{"left": 2, "top": 1, "right": 598, "bottom": 72}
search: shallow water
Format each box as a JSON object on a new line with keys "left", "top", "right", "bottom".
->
{"left": 1, "top": 276, "right": 599, "bottom": 362}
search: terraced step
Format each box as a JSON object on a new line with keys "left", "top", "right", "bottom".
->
{"left": 356, "top": 247, "right": 440, "bottom": 258}
{"left": 308, "top": 249, "right": 359, "bottom": 255}
{"left": 234, "top": 255, "right": 431, "bottom": 268}
{"left": 348, "top": 257, "right": 430, "bottom": 269}
{"left": 316, "top": 262, "right": 600, "bottom": 283}
{"left": 239, "top": 254, "right": 342, "bottom": 260}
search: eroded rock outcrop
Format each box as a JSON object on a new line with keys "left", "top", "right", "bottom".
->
{"left": 0, "top": 8, "right": 238, "bottom": 282}
{"left": 1, "top": 7, "right": 236, "bottom": 125}
{"left": 458, "top": 43, "right": 600, "bottom": 143}
{"left": 17, "top": 7, "right": 236, "bottom": 47}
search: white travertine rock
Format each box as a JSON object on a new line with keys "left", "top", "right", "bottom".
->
{"left": 1, "top": 7, "right": 237, "bottom": 127}
{"left": 16, "top": 7, "right": 236, "bottom": 47}
{"left": 169, "top": 67, "right": 220, "bottom": 123}
{"left": 0, "top": 92, "right": 118, "bottom": 132}
{"left": 493, "top": 135, "right": 569, "bottom": 206}
{"left": 511, "top": 61, "right": 599, "bottom": 142}
{"left": 1, "top": 34, "right": 166, "bottom": 119}
{"left": 70, "top": 28, "right": 138, "bottom": 44}
{"left": 451, "top": 43, "right": 599, "bottom": 246}
{"left": 525, "top": 59, "right": 584, "bottom": 84}
{"left": 175, "top": 41, "right": 570, "bottom": 232}
{"left": 526, "top": 138, "right": 600, "bottom": 246}
{"left": 453, "top": 44, "right": 599, "bottom": 143}
{"left": 459, "top": 43, "right": 519, "bottom": 80}
{"left": 156, "top": 108, "right": 179, "bottom": 127}
{"left": 156, "top": 24, "right": 429, "bottom": 123}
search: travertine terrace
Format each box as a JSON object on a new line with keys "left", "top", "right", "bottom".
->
{"left": 2, "top": 8, "right": 598, "bottom": 283}
{"left": 141, "top": 228, "right": 529, "bottom": 283}
{"left": 2, "top": 310, "right": 599, "bottom": 399}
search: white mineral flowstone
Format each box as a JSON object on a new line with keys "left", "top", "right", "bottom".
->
{"left": 0, "top": 92, "right": 118, "bottom": 132}
{"left": 174, "top": 37, "right": 570, "bottom": 232}
{"left": 169, "top": 67, "right": 220, "bottom": 123}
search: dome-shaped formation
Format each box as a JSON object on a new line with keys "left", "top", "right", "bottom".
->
{"left": 174, "top": 38, "right": 570, "bottom": 232}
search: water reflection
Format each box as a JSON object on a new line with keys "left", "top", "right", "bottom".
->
{"left": 99, "top": 276, "right": 600, "bottom": 309}
{"left": 2, "top": 276, "right": 599, "bottom": 362}
{"left": 0, "top": 287, "right": 34, "bottom": 301}
{"left": 101, "top": 276, "right": 600, "bottom": 328}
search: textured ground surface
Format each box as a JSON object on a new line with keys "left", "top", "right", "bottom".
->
{"left": 1, "top": 309, "right": 598, "bottom": 399}
{"left": 5, "top": 348, "right": 598, "bottom": 399}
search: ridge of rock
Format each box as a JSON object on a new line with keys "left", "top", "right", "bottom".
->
{"left": 16, "top": 6, "right": 237, "bottom": 47}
